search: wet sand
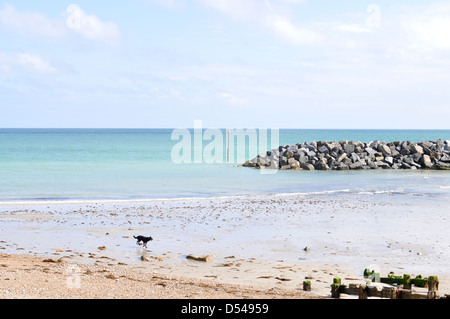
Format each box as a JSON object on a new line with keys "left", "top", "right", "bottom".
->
{"left": 0, "top": 193, "right": 449, "bottom": 298}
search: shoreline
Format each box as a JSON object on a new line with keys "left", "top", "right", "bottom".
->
{"left": 1, "top": 192, "right": 449, "bottom": 298}
{"left": 0, "top": 190, "right": 355, "bottom": 206}
{"left": 0, "top": 185, "right": 448, "bottom": 207}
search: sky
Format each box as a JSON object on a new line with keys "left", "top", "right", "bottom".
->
{"left": 0, "top": 0, "right": 450, "bottom": 129}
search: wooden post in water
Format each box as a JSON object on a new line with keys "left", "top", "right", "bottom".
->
{"left": 331, "top": 278, "right": 341, "bottom": 298}
{"left": 358, "top": 285, "right": 367, "bottom": 299}
{"left": 303, "top": 280, "right": 311, "bottom": 291}
{"left": 403, "top": 274, "right": 411, "bottom": 290}
{"left": 427, "top": 276, "right": 439, "bottom": 299}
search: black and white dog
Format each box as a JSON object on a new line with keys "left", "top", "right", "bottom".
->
{"left": 133, "top": 235, "right": 153, "bottom": 248}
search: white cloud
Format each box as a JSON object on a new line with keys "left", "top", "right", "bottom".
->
{"left": 66, "top": 4, "right": 120, "bottom": 45}
{"left": 0, "top": 4, "right": 120, "bottom": 45}
{"left": 265, "top": 14, "right": 323, "bottom": 45}
{"left": 335, "top": 24, "right": 372, "bottom": 34}
{"left": 219, "top": 92, "right": 249, "bottom": 105}
{"left": 197, "top": 0, "right": 323, "bottom": 45}
{"left": 146, "top": 0, "right": 186, "bottom": 9}
{"left": 400, "top": 3, "right": 450, "bottom": 51}
{"left": 0, "top": 51, "right": 57, "bottom": 74}
{"left": 197, "top": 0, "right": 258, "bottom": 21}
{"left": 0, "top": 3, "right": 66, "bottom": 37}
{"left": 277, "top": 0, "right": 305, "bottom": 3}
{"left": 17, "top": 53, "right": 58, "bottom": 74}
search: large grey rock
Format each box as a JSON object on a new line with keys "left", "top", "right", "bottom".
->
{"left": 440, "top": 153, "right": 450, "bottom": 163}
{"left": 337, "top": 163, "right": 349, "bottom": 170}
{"left": 349, "top": 161, "right": 363, "bottom": 169}
{"left": 410, "top": 161, "right": 421, "bottom": 168}
{"left": 343, "top": 157, "right": 353, "bottom": 166}
{"left": 436, "top": 161, "right": 450, "bottom": 169}
{"left": 401, "top": 162, "right": 411, "bottom": 169}
{"left": 378, "top": 144, "right": 391, "bottom": 157}
{"left": 410, "top": 144, "right": 424, "bottom": 154}
{"left": 375, "top": 153, "right": 384, "bottom": 161}
{"left": 412, "top": 152, "right": 422, "bottom": 162}
{"left": 298, "top": 154, "right": 309, "bottom": 164}
{"left": 343, "top": 144, "right": 355, "bottom": 154}
{"left": 384, "top": 156, "right": 394, "bottom": 166}
{"left": 318, "top": 145, "right": 329, "bottom": 153}
{"left": 350, "top": 153, "right": 360, "bottom": 163}
{"left": 375, "top": 161, "right": 390, "bottom": 169}
{"left": 430, "top": 151, "right": 441, "bottom": 161}
{"left": 365, "top": 147, "right": 377, "bottom": 155}
{"left": 392, "top": 163, "right": 401, "bottom": 169}
{"left": 257, "top": 157, "right": 270, "bottom": 166}
{"left": 270, "top": 149, "right": 280, "bottom": 157}
{"left": 285, "top": 151, "right": 294, "bottom": 158}
{"left": 315, "top": 159, "right": 330, "bottom": 170}
{"left": 300, "top": 163, "right": 315, "bottom": 170}
{"left": 336, "top": 153, "right": 347, "bottom": 163}
{"left": 287, "top": 145, "right": 298, "bottom": 152}
{"left": 307, "top": 150, "right": 316, "bottom": 157}
{"left": 367, "top": 159, "right": 377, "bottom": 169}
{"left": 288, "top": 158, "right": 300, "bottom": 169}
{"left": 421, "top": 154, "right": 433, "bottom": 168}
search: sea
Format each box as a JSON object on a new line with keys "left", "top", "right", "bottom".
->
{"left": 0, "top": 128, "right": 449, "bottom": 203}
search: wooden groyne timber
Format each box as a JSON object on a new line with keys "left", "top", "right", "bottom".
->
{"left": 328, "top": 270, "right": 448, "bottom": 299}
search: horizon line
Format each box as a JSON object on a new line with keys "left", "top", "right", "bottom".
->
{"left": 1, "top": 127, "right": 450, "bottom": 131}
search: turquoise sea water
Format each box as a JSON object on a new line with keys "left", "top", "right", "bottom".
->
{"left": 0, "top": 128, "right": 449, "bottom": 202}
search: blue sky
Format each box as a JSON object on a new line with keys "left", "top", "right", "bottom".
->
{"left": 1, "top": 0, "right": 450, "bottom": 129}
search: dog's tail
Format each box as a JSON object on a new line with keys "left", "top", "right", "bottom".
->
{"left": 133, "top": 235, "right": 137, "bottom": 239}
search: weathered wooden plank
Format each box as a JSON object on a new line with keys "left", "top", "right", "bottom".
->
{"left": 381, "top": 287, "right": 397, "bottom": 299}
{"left": 359, "top": 285, "right": 367, "bottom": 299}
{"left": 303, "top": 280, "right": 311, "bottom": 291}
{"left": 343, "top": 283, "right": 361, "bottom": 296}
{"left": 338, "top": 283, "right": 429, "bottom": 299}
{"left": 428, "top": 276, "right": 439, "bottom": 291}
{"left": 332, "top": 273, "right": 440, "bottom": 299}
{"left": 331, "top": 278, "right": 341, "bottom": 298}
{"left": 428, "top": 276, "right": 439, "bottom": 299}
{"left": 403, "top": 274, "right": 412, "bottom": 290}
{"left": 380, "top": 274, "right": 428, "bottom": 287}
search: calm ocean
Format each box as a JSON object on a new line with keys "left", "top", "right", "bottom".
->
{"left": 0, "top": 128, "right": 449, "bottom": 202}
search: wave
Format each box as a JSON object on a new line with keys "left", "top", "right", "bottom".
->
{"left": 356, "top": 189, "right": 405, "bottom": 195}
{"left": 1, "top": 185, "right": 449, "bottom": 206}
{"left": 0, "top": 190, "right": 350, "bottom": 206}
{"left": 0, "top": 189, "right": 353, "bottom": 206}
{"left": 1, "top": 187, "right": 434, "bottom": 206}
{"left": 271, "top": 189, "right": 351, "bottom": 197}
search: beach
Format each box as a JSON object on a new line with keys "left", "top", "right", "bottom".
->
{"left": 1, "top": 193, "right": 449, "bottom": 299}
{"left": 3, "top": 0, "right": 450, "bottom": 303}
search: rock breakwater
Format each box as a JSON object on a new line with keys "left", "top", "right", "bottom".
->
{"left": 242, "top": 139, "right": 450, "bottom": 171}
